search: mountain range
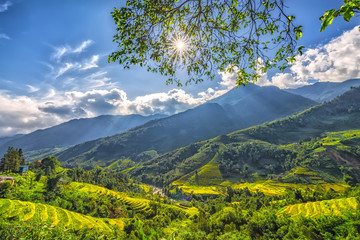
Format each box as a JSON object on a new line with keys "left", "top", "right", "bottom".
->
{"left": 56, "top": 84, "right": 315, "bottom": 168}
{"left": 127, "top": 87, "right": 360, "bottom": 187}
{"left": 0, "top": 114, "right": 166, "bottom": 155}
{"left": 3, "top": 79, "right": 359, "bottom": 171}
{"left": 285, "top": 78, "right": 360, "bottom": 102}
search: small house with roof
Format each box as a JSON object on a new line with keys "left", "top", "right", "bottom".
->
{"left": 19, "top": 165, "right": 29, "bottom": 173}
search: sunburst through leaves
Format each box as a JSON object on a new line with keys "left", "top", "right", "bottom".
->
{"left": 166, "top": 33, "right": 191, "bottom": 67}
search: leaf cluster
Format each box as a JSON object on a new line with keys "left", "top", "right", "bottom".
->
{"left": 320, "top": 0, "right": 360, "bottom": 32}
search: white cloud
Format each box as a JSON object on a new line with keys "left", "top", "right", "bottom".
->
{"left": 0, "top": 33, "right": 10, "bottom": 40}
{"left": 0, "top": 1, "right": 12, "bottom": 12}
{"left": 49, "top": 41, "right": 100, "bottom": 80}
{"left": 271, "top": 73, "right": 310, "bottom": 89}
{"left": 73, "top": 40, "right": 93, "bottom": 53}
{"left": 26, "top": 85, "right": 40, "bottom": 93}
{"left": 84, "top": 71, "right": 113, "bottom": 88}
{"left": 52, "top": 40, "right": 94, "bottom": 61}
{"left": 52, "top": 46, "right": 69, "bottom": 61}
{"left": 256, "top": 26, "right": 360, "bottom": 89}
{"left": 198, "top": 87, "right": 228, "bottom": 100}
{"left": 218, "top": 67, "right": 238, "bottom": 89}
{"left": 0, "top": 93, "right": 62, "bottom": 137}
{"left": 0, "top": 81, "right": 235, "bottom": 137}
{"left": 63, "top": 86, "right": 232, "bottom": 117}
{"left": 127, "top": 89, "right": 202, "bottom": 115}
{"left": 65, "top": 88, "right": 128, "bottom": 116}
{"left": 82, "top": 55, "right": 99, "bottom": 70}
{"left": 291, "top": 26, "right": 360, "bottom": 83}
{"left": 55, "top": 62, "right": 81, "bottom": 78}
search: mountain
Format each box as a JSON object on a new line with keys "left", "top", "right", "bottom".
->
{"left": 210, "top": 84, "right": 316, "bottom": 128}
{"left": 0, "top": 134, "right": 24, "bottom": 147}
{"left": 56, "top": 84, "right": 316, "bottom": 168}
{"left": 127, "top": 87, "right": 360, "bottom": 187}
{"left": 285, "top": 78, "right": 360, "bottom": 103}
{"left": 0, "top": 114, "right": 166, "bottom": 154}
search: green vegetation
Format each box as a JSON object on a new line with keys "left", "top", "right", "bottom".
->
{"left": 0, "top": 199, "right": 124, "bottom": 232}
{"left": 278, "top": 197, "right": 358, "bottom": 219}
{"left": 1, "top": 88, "right": 360, "bottom": 238}
{"left": 320, "top": 0, "right": 360, "bottom": 31}
{"left": 0, "top": 147, "right": 25, "bottom": 172}
{"left": 128, "top": 88, "right": 360, "bottom": 188}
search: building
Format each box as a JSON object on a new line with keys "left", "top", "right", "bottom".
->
{"left": 19, "top": 165, "right": 29, "bottom": 173}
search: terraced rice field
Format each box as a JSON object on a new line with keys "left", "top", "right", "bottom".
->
{"left": 178, "top": 185, "right": 225, "bottom": 196}
{"left": 231, "top": 181, "right": 349, "bottom": 196}
{"left": 278, "top": 197, "right": 358, "bottom": 219}
{"left": 71, "top": 182, "right": 199, "bottom": 217}
{"left": 71, "top": 182, "right": 151, "bottom": 212}
{"left": 0, "top": 199, "right": 124, "bottom": 232}
{"left": 196, "top": 162, "right": 223, "bottom": 185}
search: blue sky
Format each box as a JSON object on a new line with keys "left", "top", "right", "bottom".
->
{"left": 0, "top": 0, "right": 359, "bottom": 137}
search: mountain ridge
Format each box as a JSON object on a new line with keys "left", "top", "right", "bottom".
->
{"left": 127, "top": 87, "right": 360, "bottom": 187}
{"left": 0, "top": 114, "right": 167, "bottom": 155}
{"left": 55, "top": 85, "right": 316, "bottom": 168}
{"left": 285, "top": 78, "right": 360, "bottom": 103}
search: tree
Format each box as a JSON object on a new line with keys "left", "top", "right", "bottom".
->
{"left": 0, "top": 147, "right": 23, "bottom": 173}
{"left": 18, "top": 149, "right": 25, "bottom": 166}
{"left": 320, "top": 0, "right": 360, "bottom": 32}
{"left": 0, "top": 180, "right": 12, "bottom": 197}
{"left": 40, "top": 156, "right": 60, "bottom": 176}
{"left": 194, "top": 170, "right": 199, "bottom": 185}
{"left": 46, "top": 174, "right": 62, "bottom": 192}
{"left": 109, "top": 0, "right": 303, "bottom": 86}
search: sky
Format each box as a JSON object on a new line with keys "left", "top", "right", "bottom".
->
{"left": 0, "top": 0, "right": 359, "bottom": 137}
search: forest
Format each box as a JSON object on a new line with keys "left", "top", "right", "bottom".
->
{"left": 1, "top": 127, "right": 360, "bottom": 239}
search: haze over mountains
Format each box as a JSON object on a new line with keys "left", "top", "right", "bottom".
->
{"left": 56, "top": 84, "right": 315, "bottom": 168}
{"left": 0, "top": 114, "right": 166, "bottom": 154}
{"left": 285, "top": 78, "right": 360, "bottom": 103}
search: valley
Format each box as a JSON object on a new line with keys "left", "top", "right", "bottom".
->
{"left": 0, "top": 86, "right": 360, "bottom": 239}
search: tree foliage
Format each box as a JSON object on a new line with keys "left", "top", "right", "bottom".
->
{"left": 320, "top": 0, "right": 360, "bottom": 32}
{"left": 109, "top": 0, "right": 303, "bottom": 86}
{"left": 0, "top": 147, "right": 25, "bottom": 173}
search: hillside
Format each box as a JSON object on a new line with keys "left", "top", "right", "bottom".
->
{"left": 127, "top": 87, "right": 360, "bottom": 187}
{"left": 0, "top": 114, "right": 166, "bottom": 154}
{"left": 285, "top": 78, "right": 360, "bottom": 103}
{"left": 55, "top": 85, "right": 315, "bottom": 168}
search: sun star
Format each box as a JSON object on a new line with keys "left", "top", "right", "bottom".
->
{"left": 176, "top": 40, "right": 185, "bottom": 51}
{"left": 165, "top": 33, "right": 191, "bottom": 66}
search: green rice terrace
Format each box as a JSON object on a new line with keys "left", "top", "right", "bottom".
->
{"left": 0, "top": 199, "right": 124, "bottom": 232}
{"left": 277, "top": 197, "right": 359, "bottom": 219}
{"left": 69, "top": 182, "right": 199, "bottom": 217}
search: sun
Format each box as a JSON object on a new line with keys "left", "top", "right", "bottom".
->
{"left": 175, "top": 40, "right": 186, "bottom": 52}
{"left": 166, "top": 33, "right": 190, "bottom": 64}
